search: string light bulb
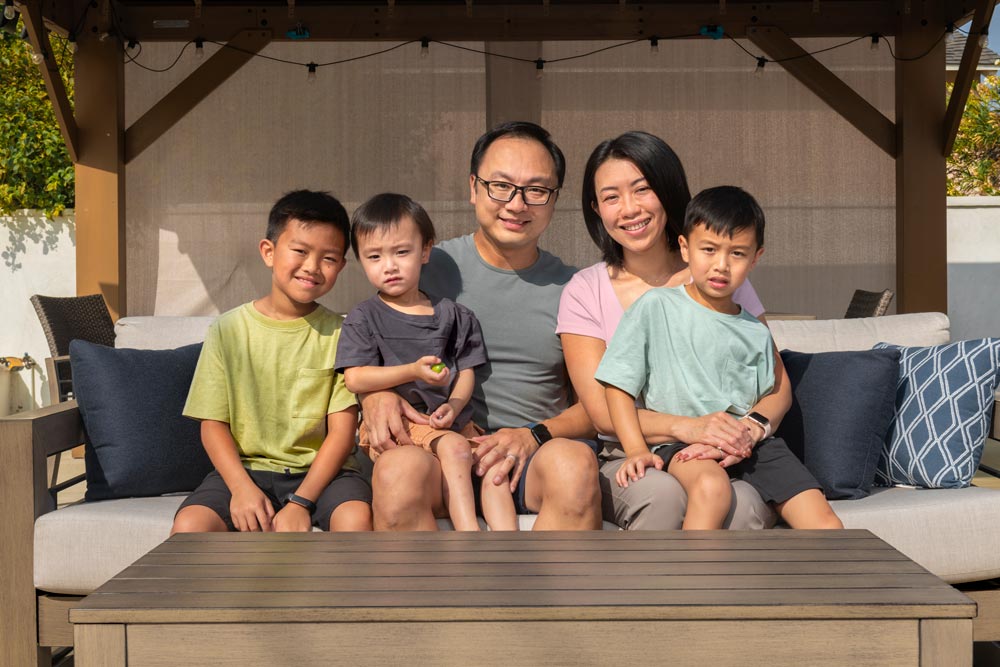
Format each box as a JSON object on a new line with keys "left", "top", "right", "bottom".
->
{"left": 979, "top": 28, "right": 989, "bottom": 48}
{"left": 68, "top": 33, "right": 79, "bottom": 53}
{"left": 420, "top": 37, "right": 429, "bottom": 58}
{"left": 306, "top": 62, "right": 317, "bottom": 84}
{"left": 870, "top": 34, "right": 880, "bottom": 51}
{"left": 649, "top": 36, "right": 659, "bottom": 55}
{"left": 535, "top": 58, "right": 544, "bottom": 80}
{"left": 194, "top": 38, "right": 204, "bottom": 59}
{"left": 31, "top": 49, "right": 44, "bottom": 65}
{"left": 3, "top": 1, "right": 15, "bottom": 21}
{"left": 754, "top": 57, "right": 766, "bottom": 76}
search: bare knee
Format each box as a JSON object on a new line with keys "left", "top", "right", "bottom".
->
{"left": 435, "top": 435, "right": 474, "bottom": 469}
{"left": 329, "top": 500, "right": 373, "bottom": 532}
{"left": 686, "top": 472, "right": 733, "bottom": 508}
{"left": 532, "top": 439, "right": 600, "bottom": 520}
{"left": 171, "top": 505, "right": 227, "bottom": 534}
{"left": 372, "top": 447, "right": 439, "bottom": 530}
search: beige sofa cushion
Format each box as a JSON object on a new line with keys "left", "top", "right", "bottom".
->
{"left": 830, "top": 486, "right": 1000, "bottom": 584}
{"left": 115, "top": 316, "right": 216, "bottom": 350}
{"left": 768, "top": 312, "right": 950, "bottom": 353}
{"left": 34, "top": 496, "right": 186, "bottom": 595}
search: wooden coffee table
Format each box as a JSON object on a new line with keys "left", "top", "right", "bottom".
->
{"left": 71, "top": 530, "right": 974, "bottom": 666}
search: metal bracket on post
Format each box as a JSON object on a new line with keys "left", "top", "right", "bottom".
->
{"left": 287, "top": 0, "right": 295, "bottom": 19}
{"left": 193, "top": 0, "right": 201, "bottom": 18}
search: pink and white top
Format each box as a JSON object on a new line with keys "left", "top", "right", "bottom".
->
{"left": 556, "top": 262, "right": 766, "bottom": 345}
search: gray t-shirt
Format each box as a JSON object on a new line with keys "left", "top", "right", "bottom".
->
{"left": 595, "top": 284, "right": 775, "bottom": 419}
{"left": 420, "top": 233, "right": 577, "bottom": 431}
{"left": 335, "top": 294, "right": 486, "bottom": 429}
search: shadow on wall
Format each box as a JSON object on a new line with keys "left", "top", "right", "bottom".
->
{"left": 1, "top": 213, "right": 76, "bottom": 271}
{"left": 949, "top": 264, "right": 1000, "bottom": 340}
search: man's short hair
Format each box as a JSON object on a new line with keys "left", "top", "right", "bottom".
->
{"left": 470, "top": 121, "right": 566, "bottom": 188}
{"left": 350, "top": 193, "right": 436, "bottom": 259}
{"left": 683, "top": 185, "right": 765, "bottom": 248}
{"left": 266, "top": 190, "right": 351, "bottom": 252}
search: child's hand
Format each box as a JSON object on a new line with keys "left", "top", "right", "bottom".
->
{"left": 615, "top": 452, "right": 664, "bottom": 488}
{"left": 230, "top": 483, "right": 275, "bottom": 532}
{"left": 272, "top": 502, "right": 313, "bottom": 532}
{"left": 429, "top": 403, "right": 456, "bottom": 429}
{"left": 675, "top": 443, "right": 744, "bottom": 469}
{"left": 412, "top": 356, "right": 450, "bottom": 386}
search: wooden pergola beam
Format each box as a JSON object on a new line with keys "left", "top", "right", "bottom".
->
{"left": 124, "top": 29, "right": 272, "bottom": 164}
{"left": 943, "top": 0, "right": 997, "bottom": 156}
{"left": 748, "top": 25, "right": 896, "bottom": 158}
{"left": 19, "top": 0, "right": 79, "bottom": 163}
{"left": 85, "top": 2, "right": 910, "bottom": 42}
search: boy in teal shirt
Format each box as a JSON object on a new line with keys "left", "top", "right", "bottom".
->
{"left": 171, "top": 190, "right": 372, "bottom": 534}
{"left": 597, "top": 186, "right": 841, "bottom": 530}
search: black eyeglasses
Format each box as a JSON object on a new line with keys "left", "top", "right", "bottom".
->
{"left": 475, "top": 176, "right": 559, "bottom": 206}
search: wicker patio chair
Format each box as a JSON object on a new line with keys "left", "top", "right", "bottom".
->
{"left": 844, "top": 289, "right": 895, "bottom": 319}
{"left": 29, "top": 294, "right": 115, "bottom": 403}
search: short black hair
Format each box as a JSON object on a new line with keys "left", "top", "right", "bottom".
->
{"left": 470, "top": 121, "right": 566, "bottom": 188}
{"left": 683, "top": 185, "right": 765, "bottom": 249}
{"left": 266, "top": 190, "right": 351, "bottom": 254}
{"left": 582, "top": 131, "right": 692, "bottom": 268}
{"left": 350, "top": 193, "right": 436, "bottom": 259}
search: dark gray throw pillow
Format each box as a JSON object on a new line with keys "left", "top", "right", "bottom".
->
{"left": 776, "top": 348, "right": 901, "bottom": 500}
{"left": 70, "top": 339, "right": 212, "bottom": 501}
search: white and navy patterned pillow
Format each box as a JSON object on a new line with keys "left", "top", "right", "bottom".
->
{"left": 873, "top": 338, "right": 1000, "bottom": 488}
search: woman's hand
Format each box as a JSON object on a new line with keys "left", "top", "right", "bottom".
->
{"left": 615, "top": 452, "right": 665, "bottom": 488}
{"left": 672, "top": 412, "right": 752, "bottom": 459}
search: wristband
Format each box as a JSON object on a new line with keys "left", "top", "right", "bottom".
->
{"left": 284, "top": 493, "right": 317, "bottom": 514}
{"left": 525, "top": 422, "right": 553, "bottom": 446}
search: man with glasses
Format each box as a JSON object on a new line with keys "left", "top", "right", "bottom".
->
{"left": 362, "top": 121, "right": 602, "bottom": 530}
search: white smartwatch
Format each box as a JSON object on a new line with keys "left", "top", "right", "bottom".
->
{"left": 742, "top": 412, "right": 772, "bottom": 440}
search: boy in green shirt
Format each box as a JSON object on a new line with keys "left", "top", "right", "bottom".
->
{"left": 171, "top": 190, "right": 372, "bottom": 533}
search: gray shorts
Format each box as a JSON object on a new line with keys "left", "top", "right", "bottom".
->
{"left": 658, "top": 437, "right": 820, "bottom": 505}
{"left": 178, "top": 467, "right": 372, "bottom": 531}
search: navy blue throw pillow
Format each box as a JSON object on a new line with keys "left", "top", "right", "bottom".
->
{"left": 776, "top": 348, "right": 901, "bottom": 500}
{"left": 70, "top": 340, "right": 212, "bottom": 501}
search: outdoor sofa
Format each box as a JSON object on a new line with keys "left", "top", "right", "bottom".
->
{"left": 2, "top": 311, "right": 999, "bottom": 664}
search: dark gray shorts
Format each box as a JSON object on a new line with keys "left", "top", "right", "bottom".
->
{"left": 657, "top": 437, "right": 820, "bottom": 505}
{"left": 178, "top": 467, "right": 372, "bottom": 531}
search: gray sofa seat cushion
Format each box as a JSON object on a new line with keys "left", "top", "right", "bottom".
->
{"left": 829, "top": 486, "right": 1000, "bottom": 584}
{"left": 769, "top": 312, "right": 950, "bottom": 353}
{"left": 34, "top": 496, "right": 186, "bottom": 595}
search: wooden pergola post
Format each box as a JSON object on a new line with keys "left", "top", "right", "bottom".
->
{"left": 895, "top": 20, "right": 948, "bottom": 314}
{"left": 73, "top": 29, "right": 126, "bottom": 320}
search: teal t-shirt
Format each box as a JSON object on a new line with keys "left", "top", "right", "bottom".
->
{"left": 595, "top": 285, "right": 774, "bottom": 419}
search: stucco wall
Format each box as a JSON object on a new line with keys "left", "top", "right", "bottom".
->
{"left": 947, "top": 196, "right": 1000, "bottom": 340}
{"left": 0, "top": 210, "right": 76, "bottom": 413}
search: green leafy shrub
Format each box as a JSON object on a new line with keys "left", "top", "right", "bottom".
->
{"left": 0, "top": 20, "right": 74, "bottom": 217}
{"left": 947, "top": 75, "right": 1000, "bottom": 196}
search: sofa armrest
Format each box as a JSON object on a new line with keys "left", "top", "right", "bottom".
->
{"left": 0, "top": 400, "right": 84, "bottom": 665}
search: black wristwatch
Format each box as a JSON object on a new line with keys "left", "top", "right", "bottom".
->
{"left": 284, "top": 493, "right": 317, "bottom": 514}
{"left": 527, "top": 422, "right": 553, "bottom": 446}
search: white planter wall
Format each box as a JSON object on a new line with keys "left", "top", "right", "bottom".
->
{"left": 0, "top": 210, "right": 76, "bottom": 414}
{"left": 947, "top": 197, "right": 1000, "bottom": 341}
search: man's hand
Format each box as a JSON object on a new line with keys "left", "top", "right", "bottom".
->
{"left": 429, "top": 402, "right": 456, "bottom": 429}
{"left": 360, "top": 390, "right": 431, "bottom": 452}
{"left": 272, "top": 502, "right": 312, "bottom": 532}
{"left": 412, "top": 356, "right": 450, "bottom": 387}
{"left": 672, "top": 412, "right": 752, "bottom": 459}
{"left": 473, "top": 427, "right": 538, "bottom": 493}
{"left": 615, "top": 452, "right": 664, "bottom": 488}
{"left": 229, "top": 482, "right": 275, "bottom": 532}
